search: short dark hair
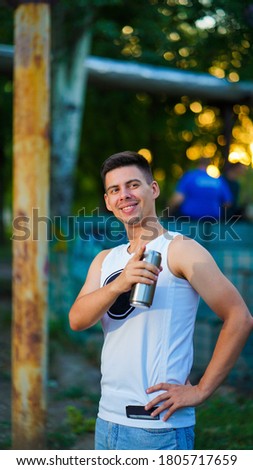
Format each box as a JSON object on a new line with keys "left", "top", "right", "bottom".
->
{"left": 100, "top": 151, "right": 153, "bottom": 187}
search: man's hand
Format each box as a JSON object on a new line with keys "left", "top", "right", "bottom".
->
{"left": 145, "top": 382, "right": 205, "bottom": 422}
{"left": 112, "top": 245, "right": 161, "bottom": 294}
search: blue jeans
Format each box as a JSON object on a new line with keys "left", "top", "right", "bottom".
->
{"left": 95, "top": 417, "right": 195, "bottom": 450}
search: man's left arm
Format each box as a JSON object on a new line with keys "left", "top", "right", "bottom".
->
{"left": 145, "top": 237, "right": 253, "bottom": 421}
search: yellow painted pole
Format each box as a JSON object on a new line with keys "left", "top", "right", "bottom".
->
{"left": 12, "top": 2, "right": 50, "bottom": 449}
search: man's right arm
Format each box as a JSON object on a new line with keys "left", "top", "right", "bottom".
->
{"left": 69, "top": 249, "right": 120, "bottom": 331}
{"left": 69, "top": 245, "right": 160, "bottom": 331}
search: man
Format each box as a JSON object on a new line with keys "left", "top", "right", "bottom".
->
{"left": 223, "top": 162, "right": 248, "bottom": 219}
{"left": 69, "top": 151, "right": 252, "bottom": 450}
{"left": 169, "top": 158, "right": 232, "bottom": 220}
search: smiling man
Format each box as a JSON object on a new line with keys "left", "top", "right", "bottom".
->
{"left": 69, "top": 150, "right": 253, "bottom": 450}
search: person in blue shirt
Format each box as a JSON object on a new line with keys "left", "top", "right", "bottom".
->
{"left": 223, "top": 162, "right": 248, "bottom": 219}
{"left": 169, "top": 158, "right": 232, "bottom": 220}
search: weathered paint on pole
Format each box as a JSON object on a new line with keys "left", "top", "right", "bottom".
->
{"left": 12, "top": 2, "right": 50, "bottom": 449}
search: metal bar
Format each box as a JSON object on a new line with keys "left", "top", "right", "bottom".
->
{"left": 1, "top": 44, "right": 253, "bottom": 104}
{"left": 85, "top": 56, "right": 253, "bottom": 104}
{"left": 12, "top": 2, "right": 50, "bottom": 449}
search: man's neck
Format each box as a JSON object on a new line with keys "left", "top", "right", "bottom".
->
{"left": 126, "top": 221, "right": 165, "bottom": 254}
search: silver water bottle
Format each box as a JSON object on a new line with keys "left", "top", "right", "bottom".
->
{"left": 130, "top": 250, "right": 162, "bottom": 308}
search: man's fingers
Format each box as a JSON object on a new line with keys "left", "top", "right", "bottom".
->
{"left": 146, "top": 383, "right": 169, "bottom": 394}
{"left": 162, "top": 405, "right": 177, "bottom": 422}
{"left": 145, "top": 391, "right": 170, "bottom": 410}
{"left": 132, "top": 245, "right": 146, "bottom": 260}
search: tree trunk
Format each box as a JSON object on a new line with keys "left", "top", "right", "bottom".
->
{"left": 0, "top": 137, "right": 5, "bottom": 242}
{"left": 49, "top": 13, "right": 93, "bottom": 318}
{"left": 50, "top": 28, "right": 92, "bottom": 217}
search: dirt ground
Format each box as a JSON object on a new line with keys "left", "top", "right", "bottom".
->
{"left": 0, "top": 296, "right": 102, "bottom": 450}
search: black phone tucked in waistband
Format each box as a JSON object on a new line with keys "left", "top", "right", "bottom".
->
{"left": 126, "top": 405, "right": 160, "bottom": 420}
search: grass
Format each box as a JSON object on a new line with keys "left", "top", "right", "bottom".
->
{"left": 47, "top": 427, "right": 76, "bottom": 450}
{"left": 195, "top": 392, "right": 253, "bottom": 449}
{"left": 66, "top": 406, "right": 96, "bottom": 435}
{"left": 46, "top": 402, "right": 97, "bottom": 449}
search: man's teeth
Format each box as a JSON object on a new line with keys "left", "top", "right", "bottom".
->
{"left": 122, "top": 205, "right": 135, "bottom": 211}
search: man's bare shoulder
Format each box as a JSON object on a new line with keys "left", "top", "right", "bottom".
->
{"left": 170, "top": 233, "right": 209, "bottom": 252}
{"left": 91, "top": 248, "right": 112, "bottom": 267}
{"left": 168, "top": 234, "right": 213, "bottom": 278}
{"left": 78, "top": 248, "right": 112, "bottom": 296}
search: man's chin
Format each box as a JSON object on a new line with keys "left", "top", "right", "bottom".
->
{"left": 124, "top": 216, "right": 141, "bottom": 226}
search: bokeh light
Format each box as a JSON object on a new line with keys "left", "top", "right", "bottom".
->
{"left": 154, "top": 168, "right": 166, "bottom": 181}
{"left": 206, "top": 165, "right": 220, "bottom": 178}
{"left": 138, "top": 148, "right": 153, "bottom": 163}
{"left": 122, "top": 25, "right": 133, "bottom": 35}
{"left": 174, "top": 103, "right": 187, "bottom": 115}
{"left": 190, "top": 102, "right": 202, "bottom": 113}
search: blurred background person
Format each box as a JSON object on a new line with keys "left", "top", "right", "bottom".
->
{"left": 169, "top": 158, "right": 232, "bottom": 221}
{"left": 222, "top": 162, "right": 248, "bottom": 220}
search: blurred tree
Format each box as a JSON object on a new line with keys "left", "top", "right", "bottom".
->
{"left": 76, "top": 0, "right": 253, "bottom": 213}
{"left": 0, "top": 78, "right": 12, "bottom": 241}
{"left": 0, "top": 4, "right": 14, "bottom": 240}
{"left": 50, "top": 0, "right": 123, "bottom": 217}
{"left": 92, "top": 0, "right": 253, "bottom": 76}
{"left": 0, "top": 0, "right": 253, "bottom": 218}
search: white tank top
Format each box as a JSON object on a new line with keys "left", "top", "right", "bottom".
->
{"left": 98, "top": 232, "right": 199, "bottom": 428}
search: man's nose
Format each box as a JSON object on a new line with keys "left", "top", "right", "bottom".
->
{"left": 119, "top": 187, "right": 131, "bottom": 199}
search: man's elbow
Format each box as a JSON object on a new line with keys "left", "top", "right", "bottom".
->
{"left": 240, "top": 310, "right": 253, "bottom": 337}
{"left": 69, "top": 308, "right": 82, "bottom": 332}
{"left": 247, "top": 313, "right": 253, "bottom": 334}
{"left": 69, "top": 307, "right": 93, "bottom": 331}
{"left": 226, "top": 307, "right": 253, "bottom": 338}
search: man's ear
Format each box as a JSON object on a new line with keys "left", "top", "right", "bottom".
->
{"left": 104, "top": 193, "right": 113, "bottom": 212}
{"left": 151, "top": 181, "right": 160, "bottom": 200}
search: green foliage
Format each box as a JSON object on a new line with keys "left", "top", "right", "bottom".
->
{"left": 195, "top": 393, "right": 253, "bottom": 449}
{"left": 51, "top": 0, "right": 123, "bottom": 53}
{"left": 47, "top": 427, "right": 76, "bottom": 450}
{"left": 49, "top": 316, "right": 70, "bottom": 345}
{"left": 0, "top": 75, "right": 13, "bottom": 239}
{"left": 92, "top": 0, "right": 253, "bottom": 77}
{"left": 66, "top": 406, "right": 96, "bottom": 435}
{"left": 1, "top": 0, "right": 253, "bottom": 215}
{"left": 0, "top": 420, "right": 11, "bottom": 450}
{"left": 56, "top": 386, "right": 85, "bottom": 400}
{"left": 73, "top": 0, "right": 253, "bottom": 212}
{"left": 0, "top": 2, "right": 13, "bottom": 44}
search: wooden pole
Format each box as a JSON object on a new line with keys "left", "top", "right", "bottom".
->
{"left": 12, "top": 1, "right": 50, "bottom": 449}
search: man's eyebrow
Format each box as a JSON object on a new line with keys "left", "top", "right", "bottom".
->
{"left": 106, "top": 184, "right": 118, "bottom": 193}
{"left": 106, "top": 179, "right": 142, "bottom": 192}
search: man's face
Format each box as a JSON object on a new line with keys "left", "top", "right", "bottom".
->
{"left": 104, "top": 165, "right": 160, "bottom": 226}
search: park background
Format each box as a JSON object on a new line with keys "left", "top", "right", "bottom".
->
{"left": 0, "top": 0, "right": 253, "bottom": 450}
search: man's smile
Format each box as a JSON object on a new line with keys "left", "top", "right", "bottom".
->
{"left": 119, "top": 202, "right": 138, "bottom": 214}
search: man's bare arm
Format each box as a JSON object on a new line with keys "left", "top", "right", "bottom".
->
{"left": 69, "top": 249, "right": 117, "bottom": 330}
{"left": 146, "top": 237, "right": 253, "bottom": 421}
